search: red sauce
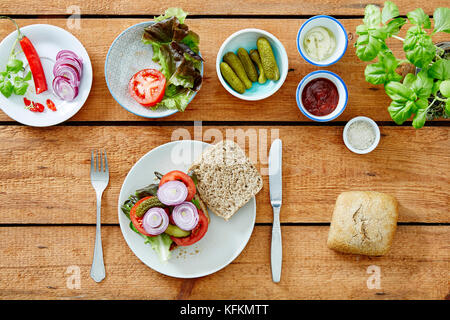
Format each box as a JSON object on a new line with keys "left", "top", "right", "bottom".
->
{"left": 301, "top": 78, "right": 339, "bottom": 116}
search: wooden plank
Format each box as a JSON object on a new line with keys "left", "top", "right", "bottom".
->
{"left": 0, "top": 225, "right": 447, "bottom": 299}
{"left": 0, "top": 126, "right": 448, "bottom": 224}
{"left": 0, "top": 0, "right": 442, "bottom": 16}
{"left": 0, "top": 18, "right": 448, "bottom": 122}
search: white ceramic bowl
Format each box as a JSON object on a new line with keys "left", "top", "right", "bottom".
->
{"left": 297, "top": 15, "right": 348, "bottom": 66}
{"left": 343, "top": 116, "right": 380, "bottom": 154}
{"left": 216, "top": 28, "right": 288, "bottom": 101}
{"left": 296, "top": 70, "right": 348, "bottom": 122}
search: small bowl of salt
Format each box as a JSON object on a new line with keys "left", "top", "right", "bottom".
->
{"left": 343, "top": 116, "right": 380, "bottom": 154}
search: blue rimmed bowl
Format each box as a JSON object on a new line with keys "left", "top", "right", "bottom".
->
{"left": 296, "top": 70, "right": 348, "bottom": 122}
{"left": 105, "top": 21, "right": 203, "bottom": 119}
{"left": 297, "top": 15, "right": 348, "bottom": 67}
{"left": 216, "top": 28, "right": 288, "bottom": 101}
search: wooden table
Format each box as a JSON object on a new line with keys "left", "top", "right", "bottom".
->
{"left": 0, "top": 0, "right": 448, "bottom": 300}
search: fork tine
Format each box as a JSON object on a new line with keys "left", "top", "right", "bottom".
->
{"left": 96, "top": 150, "right": 100, "bottom": 172}
{"left": 100, "top": 150, "right": 104, "bottom": 172}
{"left": 104, "top": 150, "right": 108, "bottom": 173}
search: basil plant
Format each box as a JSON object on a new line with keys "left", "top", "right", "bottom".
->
{"left": 355, "top": 1, "right": 450, "bottom": 128}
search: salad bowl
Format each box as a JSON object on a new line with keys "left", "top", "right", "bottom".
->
{"left": 105, "top": 21, "right": 203, "bottom": 119}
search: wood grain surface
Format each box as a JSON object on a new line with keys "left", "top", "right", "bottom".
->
{"left": 0, "top": 126, "right": 447, "bottom": 224}
{"left": 0, "top": 0, "right": 441, "bottom": 16}
{"left": 0, "top": 18, "right": 447, "bottom": 122}
{"left": 0, "top": 0, "right": 448, "bottom": 301}
{"left": 0, "top": 225, "right": 447, "bottom": 299}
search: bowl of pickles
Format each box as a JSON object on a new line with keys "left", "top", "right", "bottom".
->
{"left": 216, "top": 29, "right": 289, "bottom": 101}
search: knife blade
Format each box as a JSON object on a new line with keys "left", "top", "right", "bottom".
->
{"left": 269, "top": 138, "right": 282, "bottom": 283}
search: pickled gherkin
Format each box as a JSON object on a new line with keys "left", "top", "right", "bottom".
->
{"left": 256, "top": 37, "right": 280, "bottom": 81}
{"left": 223, "top": 52, "right": 252, "bottom": 89}
{"left": 220, "top": 62, "right": 246, "bottom": 94}
{"left": 237, "top": 48, "right": 258, "bottom": 83}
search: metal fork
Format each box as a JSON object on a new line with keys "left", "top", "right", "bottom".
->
{"left": 90, "top": 150, "right": 109, "bottom": 282}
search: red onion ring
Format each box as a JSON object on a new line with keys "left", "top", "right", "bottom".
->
{"left": 53, "top": 63, "right": 80, "bottom": 87}
{"left": 53, "top": 56, "right": 83, "bottom": 78}
{"left": 142, "top": 207, "right": 169, "bottom": 235}
{"left": 52, "top": 76, "right": 78, "bottom": 101}
{"left": 56, "top": 50, "right": 83, "bottom": 64}
{"left": 172, "top": 202, "right": 199, "bottom": 231}
{"left": 157, "top": 180, "right": 188, "bottom": 206}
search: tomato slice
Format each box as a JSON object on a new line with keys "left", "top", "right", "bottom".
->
{"left": 159, "top": 170, "right": 196, "bottom": 201}
{"left": 170, "top": 209, "right": 208, "bottom": 246}
{"left": 128, "top": 69, "right": 166, "bottom": 107}
{"left": 129, "top": 196, "right": 154, "bottom": 237}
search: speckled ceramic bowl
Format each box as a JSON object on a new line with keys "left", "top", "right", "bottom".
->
{"left": 105, "top": 21, "right": 203, "bottom": 118}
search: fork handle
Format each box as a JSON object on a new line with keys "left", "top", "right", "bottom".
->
{"left": 90, "top": 193, "right": 105, "bottom": 282}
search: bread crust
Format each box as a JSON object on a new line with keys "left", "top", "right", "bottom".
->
{"left": 327, "top": 191, "right": 398, "bottom": 256}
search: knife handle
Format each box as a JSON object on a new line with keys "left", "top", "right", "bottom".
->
{"left": 271, "top": 206, "right": 282, "bottom": 283}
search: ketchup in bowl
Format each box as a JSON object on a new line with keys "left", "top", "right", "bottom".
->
{"left": 301, "top": 78, "right": 338, "bottom": 116}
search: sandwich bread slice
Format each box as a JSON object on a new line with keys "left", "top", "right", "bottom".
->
{"left": 189, "top": 140, "right": 263, "bottom": 220}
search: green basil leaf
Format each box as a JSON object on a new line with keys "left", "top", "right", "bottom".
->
{"left": 363, "top": 5, "right": 382, "bottom": 27}
{"left": 428, "top": 59, "right": 450, "bottom": 80}
{"left": 412, "top": 107, "right": 428, "bottom": 129}
{"left": 6, "top": 58, "right": 23, "bottom": 73}
{"left": 403, "top": 27, "right": 435, "bottom": 69}
{"left": 411, "top": 70, "right": 433, "bottom": 98}
{"left": 439, "top": 80, "right": 450, "bottom": 97}
{"left": 12, "top": 77, "right": 29, "bottom": 96}
{"left": 407, "top": 8, "right": 431, "bottom": 29}
{"left": 382, "top": 1, "right": 400, "bottom": 24}
{"left": 384, "top": 17, "right": 406, "bottom": 36}
{"left": 365, "top": 62, "right": 388, "bottom": 85}
{"left": 433, "top": 7, "right": 450, "bottom": 34}
{"left": 0, "top": 79, "right": 13, "bottom": 98}
{"left": 431, "top": 80, "right": 442, "bottom": 95}
{"left": 402, "top": 73, "right": 416, "bottom": 88}
{"left": 385, "top": 81, "right": 416, "bottom": 102}
{"left": 355, "top": 32, "right": 386, "bottom": 62}
{"left": 23, "top": 71, "right": 32, "bottom": 81}
{"left": 388, "top": 100, "right": 414, "bottom": 124}
{"left": 445, "top": 99, "right": 450, "bottom": 116}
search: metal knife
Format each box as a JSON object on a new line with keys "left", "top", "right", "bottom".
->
{"left": 269, "top": 138, "right": 282, "bottom": 283}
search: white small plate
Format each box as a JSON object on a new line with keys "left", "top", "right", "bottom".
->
{"left": 0, "top": 24, "right": 92, "bottom": 127}
{"left": 118, "top": 140, "right": 257, "bottom": 278}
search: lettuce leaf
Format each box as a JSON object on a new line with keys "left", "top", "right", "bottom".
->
{"left": 144, "top": 233, "right": 173, "bottom": 262}
{"left": 154, "top": 86, "right": 195, "bottom": 112}
{"left": 154, "top": 7, "right": 188, "bottom": 24}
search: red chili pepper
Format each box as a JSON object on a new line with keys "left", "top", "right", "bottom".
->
{"left": 1, "top": 16, "right": 48, "bottom": 94}
{"left": 31, "top": 101, "right": 44, "bottom": 112}
{"left": 23, "top": 97, "right": 31, "bottom": 107}
{"left": 46, "top": 99, "right": 57, "bottom": 111}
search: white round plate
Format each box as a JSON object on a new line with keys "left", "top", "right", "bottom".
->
{"left": 0, "top": 24, "right": 92, "bottom": 127}
{"left": 118, "top": 140, "right": 256, "bottom": 278}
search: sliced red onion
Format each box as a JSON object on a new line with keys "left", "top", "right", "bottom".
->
{"left": 157, "top": 180, "right": 188, "bottom": 206}
{"left": 52, "top": 76, "right": 78, "bottom": 101}
{"left": 142, "top": 207, "right": 169, "bottom": 235}
{"left": 53, "top": 57, "right": 83, "bottom": 78}
{"left": 172, "top": 202, "right": 199, "bottom": 231}
{"left": 53, "top": 63, "right": 80, "bottom": 87}
{"left": 56, "top": 50, "right": 83, "bottom": 64}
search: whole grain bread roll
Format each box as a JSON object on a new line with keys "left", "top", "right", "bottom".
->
{"left": 189, "top": 140, "right": 263, "bottom": 220}
{"left": 327, "top": 191, "right": 398, "bottom": 256}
